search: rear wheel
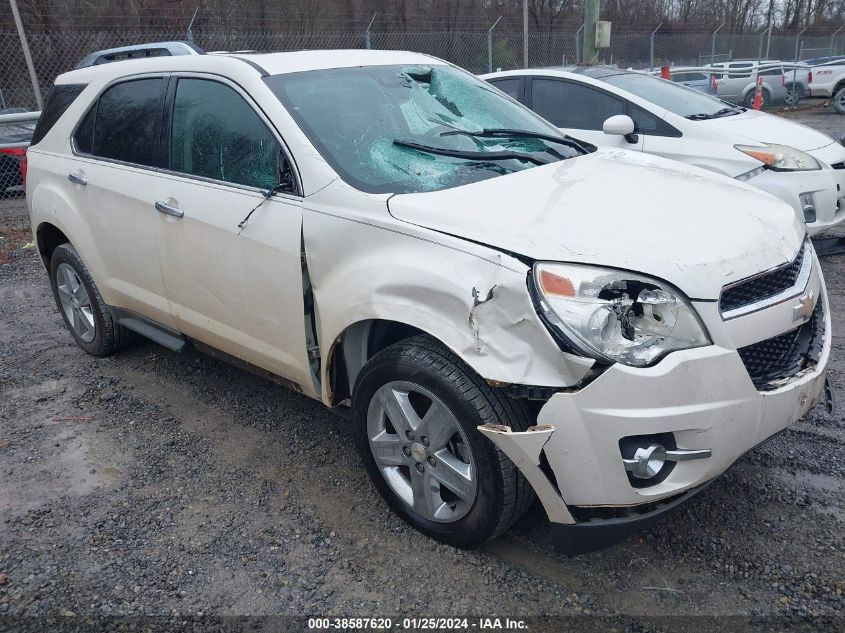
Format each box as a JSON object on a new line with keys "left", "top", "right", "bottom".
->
{"left": 351, "top": 335, "right": 535, "bottom": 548}
{"left": 49, "top": 243, "right": 133, "bottom": 356}
{"left": 834, "top": 87, "right": 845, "bottom": 115}
{"left": 784, "top": 85, "right": 802, "bottom": 106}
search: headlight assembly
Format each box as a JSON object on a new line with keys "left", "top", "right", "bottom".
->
{"left": 735, "top": 143, "right": 821, "bottom": 171}
{"left": 532, "top": 263, "right": 711, "bottom": 367}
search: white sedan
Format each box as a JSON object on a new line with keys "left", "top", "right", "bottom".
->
{"left": 482, "top": 66, "right": 845, "bottom": 235}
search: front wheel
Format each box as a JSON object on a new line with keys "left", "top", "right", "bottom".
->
{"left": 834, "top": 87, "right": 845, "bottom": 115}
{"left": 744, "top": 89, "right": 769, "bottom": 108}
{"left": 351, "top": 335, "right": 535, "bottom": 548}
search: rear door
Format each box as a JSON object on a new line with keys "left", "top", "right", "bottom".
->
{"left": 718, "top": 63, "right": 753, "bottom": 101}
{"left": 525, "top": 77, "right": 644, "bottom": 150}
{"left": 63, "top": 75, "right": 176, "bottom": 328}
{"left": 153, "top": 75, "right": 313, "bottom": 390}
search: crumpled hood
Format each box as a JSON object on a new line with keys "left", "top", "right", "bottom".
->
{"left": 388, "top": 150, "right": 804, "bottom": 300}
{"left": 697, "top": 108, "right": 835, "bottom": 151}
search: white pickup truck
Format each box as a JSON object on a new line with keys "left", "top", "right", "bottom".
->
{"left": 808, "top": 61, "right": 845, "bottom": 113}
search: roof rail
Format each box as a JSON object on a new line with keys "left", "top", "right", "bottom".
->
{"left": 75, "top": 41, "right": 204, "bottom": 69}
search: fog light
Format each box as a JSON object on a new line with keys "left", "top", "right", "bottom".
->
{"left": 800, "top": 192, "right": 816, "bottom": 223}
{"left": 623, "top": 443, "right": 666, "bottom": 479}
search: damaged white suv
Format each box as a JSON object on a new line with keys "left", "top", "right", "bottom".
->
{"left": 26, "top": 47, "right": 831, "bottom": 554}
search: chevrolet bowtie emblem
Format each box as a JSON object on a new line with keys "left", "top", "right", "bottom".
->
{"left": 792, "top": 291, "right": 815, "bottom": 323}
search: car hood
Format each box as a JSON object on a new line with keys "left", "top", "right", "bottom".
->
{"left": 388, "top": 150, "right": 804, "bottom": 300}
{"left": 696, "top": 108, "right": 835, "bottom": 151}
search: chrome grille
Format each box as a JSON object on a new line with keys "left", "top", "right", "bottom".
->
{"left": 737, "top": 300, "right": 825, "bottom": 390}
{"left": 720, "top": 243, "right": 808, "bottom": 317}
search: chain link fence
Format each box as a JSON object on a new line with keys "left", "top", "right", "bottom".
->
{"left": 2, "top": 27, "right": 844, "bottom": 111}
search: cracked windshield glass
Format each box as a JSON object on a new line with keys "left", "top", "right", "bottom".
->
{"left": 265, "top": 64, "right": 585, "bottom": 194}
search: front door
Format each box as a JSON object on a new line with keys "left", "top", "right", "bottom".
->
{"left": 527, "top": 77, "right": 645, "bottom": 151}
{"left": 154, "top": 76, "right": 312, "bottom": 392}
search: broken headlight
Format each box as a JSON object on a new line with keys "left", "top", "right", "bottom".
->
{"left": 532, "top": 263, "right": 711, "bottom": 367}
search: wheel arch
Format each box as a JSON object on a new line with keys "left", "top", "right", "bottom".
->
{"left": 36, "top": 221, "right": 70, "bottom": 269}
{"left": 326, "top": 318, "right": 430, "bottom": 406}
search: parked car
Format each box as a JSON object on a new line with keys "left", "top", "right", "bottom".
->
{"left": 662, "top": 67, "right": 715, "bottom": 93}
{"left": 808, "top": 62, "right": 845, "bottom": 113}
{"left": 26, "top": 46, "right": 831, "bottom": 554}
{"left": 708, "top": 60, "right": 809, "bottom": 107}
{"left": 483, "top": 66, "right": 845, "bottom": 234}
{"left": 0, "top": 107, "right": 35, "bottom": 196}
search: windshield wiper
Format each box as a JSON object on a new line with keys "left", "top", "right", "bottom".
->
{"left": 440, "top": 128, "right": 589, "bottom": 154}
{"left": 685, "top": 107, "right": 742, "bottom": 120}
{"left": 393, "top": 139, "right": 553, "bottom": 165}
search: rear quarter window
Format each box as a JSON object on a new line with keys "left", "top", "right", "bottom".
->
{"left": 30, "top": 84, "right": 87, "bottom": 146}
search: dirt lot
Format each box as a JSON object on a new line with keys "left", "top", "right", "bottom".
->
{"left": 1, "top": 111, "right": 844, "bottom": 632}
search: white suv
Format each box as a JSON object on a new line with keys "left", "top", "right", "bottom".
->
{"left": 25, "top": 47, "right": 831, "bottom": 554}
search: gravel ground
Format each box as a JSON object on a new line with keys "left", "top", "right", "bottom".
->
{"left": 1, "top": 111, "right": 844, "bottom": 632}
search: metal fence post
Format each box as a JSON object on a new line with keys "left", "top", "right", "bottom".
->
{"left": 364, "top": 13, "right": 377, "bottom": 50}
{"left": 831, "top": 27, "right": 843, "bottom": 59}
{"left": 575, "top": 25, "right": 584, "bottom": 64}
{"left": 9, "top": 0, "right": 43, "bottom": 110}
{"left": 522, "top": 0, "right": 528, "bottom": 68}
{"left": 794, "top": 26, "right": 808, "bottom": 61}
{"left": 487, "top": 16, "right": 501, "bottom": 73}
{"left": 186, "top": 7, "right": 199, "bottom": 43}
{"left": 650, "top": 23, "right": 662, "bottom": 70}
{"left": 711, "top": 23, "right": 724, "bottom": 63}
{"left": 757, "top": 27, "right": 765, "bottom": 62}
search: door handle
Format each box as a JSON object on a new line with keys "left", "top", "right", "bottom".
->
{"left": 67, "top": 172, "right": 87, "bottom": 186}
{"left": 154, "top": 201, "right": 184, "bottom": 218}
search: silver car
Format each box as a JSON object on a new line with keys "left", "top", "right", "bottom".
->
{"left": 710, "top": 61, "right": 808, "bottom": 107}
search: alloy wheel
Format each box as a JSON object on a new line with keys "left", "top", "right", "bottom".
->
{"left": 366, "top": 381, "right": 477, "bottom": 523}
{"left": 56, "top": 262, "right": 96, "bottom": 343}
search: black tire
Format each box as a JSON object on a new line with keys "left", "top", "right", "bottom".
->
{"left": 351, "top": 334, "right": 536, "bottom": 548}
{"left": 784, "top": 84, "right": 802, "bottom": 106}
{"left": 49, "top": 243, "right": 134, "bottom": 356}
{"left": 744, "top": 88, "right": 769, "bottom": 108}
{"left": 834, "top": 86, "right": 845, "bottom": 115}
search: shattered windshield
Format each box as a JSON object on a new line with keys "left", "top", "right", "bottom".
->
{"left": 265, "top": 64, "right": 585, "bottom": 194}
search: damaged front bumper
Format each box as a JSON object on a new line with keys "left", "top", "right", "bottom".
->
{"left": 479, "top": 313, "right": 831, "bottom": 554}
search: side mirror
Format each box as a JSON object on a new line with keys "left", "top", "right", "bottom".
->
{"left": 602, "top": 115, "right": 638, "bottom": 144}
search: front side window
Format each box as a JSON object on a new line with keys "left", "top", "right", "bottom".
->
{"left": 84, "top": 78, "right": 165, "bottom": 166}
{"left": 170, "top": 78, "right": 290, "bottom": 191}
{"left": 530, "top": 79, "right": 624, "bottom": 130}
{"left": 265, "top": 64, "right": 582, "bottom": 194}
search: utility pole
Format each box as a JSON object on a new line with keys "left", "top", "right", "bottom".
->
{"left": 523, "top": 0, "right": 528, "bottom": 68}
{"left": 583, "top": 0, "right": 599, "bottom": 65}
{"left": 9, "top": 0, "right": 42, "bottom": 110}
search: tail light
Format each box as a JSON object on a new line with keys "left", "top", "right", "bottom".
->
{"left": 781, "top": 74, "right": 786, "bottom": 87}
{"left": 1, "top": 147, "right": 28, "bottom": 192}
{"left": 809, "top": 70, "right": 813, "bottom": 83}
{"left": 21, "top": 152, "right": 28, "bottom": 192}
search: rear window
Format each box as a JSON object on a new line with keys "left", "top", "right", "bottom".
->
{"left": 30, "top": 84, "right": 86, "bottom": 145}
